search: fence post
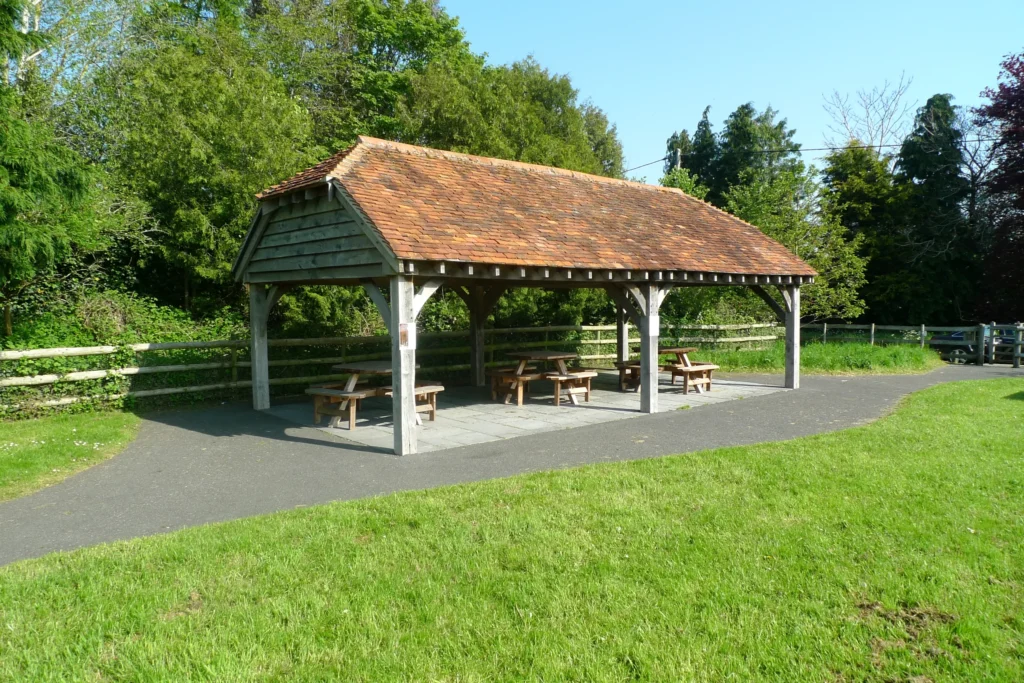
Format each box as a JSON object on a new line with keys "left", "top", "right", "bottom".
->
{"left": 977, "top": 324, "right": 987, "bottom": 365}
{"left": 870, "top": 323, "right": 875, "bottom": 346}
{"left": 230, "top": 348, "right": 238, "bottom": 383}
{"left": 1011, "top": 325, "right": 1019, "bottom": 368}
{"left": 989, "top": 321, "right": 997, "bottom": 364}
{"left": 920, "top": 324, "right": 926, "bottom": 349}
{"left": 822, "top": 322, "right": 827, "bottom": 344}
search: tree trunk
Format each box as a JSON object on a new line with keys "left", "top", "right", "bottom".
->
{"left": 3, "top": 302, "right": 11, "bottom": 337}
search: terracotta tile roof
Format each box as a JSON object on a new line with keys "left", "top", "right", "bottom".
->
{"left": 258, "top": 136, "right": 817, "bottom": 277}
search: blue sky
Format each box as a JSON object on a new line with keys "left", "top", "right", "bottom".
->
{"left": 441, "top": 0, "right": 1024, "bottom": 182}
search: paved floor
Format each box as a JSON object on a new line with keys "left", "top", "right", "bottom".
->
{"left": 0, "top": 365, "right": 1019, "bottom": 566}
{"left": 270, "top": 372, "right": 785, "bottom": 452}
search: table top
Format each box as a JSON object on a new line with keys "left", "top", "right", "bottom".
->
{"left": 659, "top": 346, "right": 698, "bottom": 355}
{"left": 506, "top": 350, "right": 579, "bottom": 361}
{"left": 330, "top": 360, "right": 394, "bottom": 374}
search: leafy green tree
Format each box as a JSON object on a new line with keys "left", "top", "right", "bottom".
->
{"left": 726, "top": 168, "right": 867, "bottom": 321}
{"left": 399, "top": 57, "right": 623, "bottom": 176}
{"left": 87, "top": 25, "right": 318, "bottom": 311}
{"left": 249, "top": 0, "right": 470, "bottom": 150}
{"left": 660, "top": 168, "right": 708, "bottom": 200}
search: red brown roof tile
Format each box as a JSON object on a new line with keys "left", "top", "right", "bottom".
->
{"left": 258, "top": 136, "right": 817, "bottom": 277}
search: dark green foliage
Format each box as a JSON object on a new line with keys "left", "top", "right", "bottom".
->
{"left": 976, "top": 54, "right": 1024, "bottom": 320}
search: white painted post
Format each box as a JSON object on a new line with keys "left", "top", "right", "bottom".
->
{"left": 920, "top": 324, "right": 926, "bottom": 349}
{"left": 870, "top": 323, "right": 875, "bottom": 346}
{"left": 616, "top": 306, "right": 630, "bottom": 362}
{"left": 390, "top": 275, "right": 417, "bottom": 455}
{"left": 822, "top": 322, "right": 828, "bottom": 344}
{"left": 638, "top": 284, "right": 660, "bottom": 413}
{"left": 249, "top": 285, "right": 271, "bottom": 410}
{"left": 784, "top": 285, "right": 801, "bottom": 389}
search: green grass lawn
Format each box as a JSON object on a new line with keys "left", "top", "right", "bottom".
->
{"left": 700, "top": 340, "right": 945, "bottom": 375}
{"left": 0, "top": 412, "right": 140, "bottom": 501}
{"left": 1, "top": 378, "right": 1022, "bottom": 681}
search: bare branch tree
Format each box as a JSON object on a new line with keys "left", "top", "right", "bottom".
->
{"left": 823, "top": 73, "right": 915, "bottom": 158}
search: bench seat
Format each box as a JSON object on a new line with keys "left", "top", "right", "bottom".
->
{"left": 546, "top": 370, "right": 598, "bottom": 406}
{"left": 381, "top": 383, "right": 445, "bottom": 423}
{"left": 305, "top": 386, "right": 381, "bottom": 429}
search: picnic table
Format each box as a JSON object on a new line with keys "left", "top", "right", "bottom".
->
{"left": 658, "top": 346, "right": 718, "bottom": 394}
{"left": 502, "top": 350, "right": 596, "bottom": 406}
{"left": 306, "top": 361, "right": 441, "bottom": 429}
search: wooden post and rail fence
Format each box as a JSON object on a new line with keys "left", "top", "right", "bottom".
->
{"left": 2, "top": 321, "right": 1021, "bottom": 416}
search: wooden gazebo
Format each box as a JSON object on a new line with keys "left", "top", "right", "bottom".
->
{"left": 232, "top": 137, "right": 816, "bottom": 455}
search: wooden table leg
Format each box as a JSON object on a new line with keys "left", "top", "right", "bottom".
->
{"left": 505, "top": 359, "right": 529, "bottom": 405}
{"left": 556, "top": 360, "right": 580, "bottom": 406}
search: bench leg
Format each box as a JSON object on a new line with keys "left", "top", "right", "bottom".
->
{"left": 348, "top": 400, "right": 357, "bottom": 430}
{"left": 430, "top": 392, "right": 437, "bottom": 421}
{"left": 313, "top": 396, "right": 322, "bottom": 425}
{"left": 585, "top": 378, "right": 592, "bottom": 402}
{"left": 553, "top": 379, "right": 562, "bottom": 407}
{"left": 516, "top": 380, "right": 524, "bottom": 406}
{"left": 490, "top": 376, "right": 498, "bottom": 401}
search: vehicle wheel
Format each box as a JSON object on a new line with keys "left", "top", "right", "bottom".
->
{"left": 948, "top": 348, "right": 969, "bottom": 364}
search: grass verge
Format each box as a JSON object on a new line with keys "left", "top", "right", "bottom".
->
{"left": 698, "top": 340, "right": 945, "bottom": 374}
{"left": 0, "top": 411, "right": 140, "bottom": 501}
{"left": 1, "top": 379, "right": 1022, "bottom": 680}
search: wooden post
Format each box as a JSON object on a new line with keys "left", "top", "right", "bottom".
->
{"left": 638, "top": 284, "right": 661, "bottom": 414}
{"left": 249, "top": 285, "right": 273, "bottom": 410}
{"left": 822, "top": 322, "right": 828, "bottom": 344}
{"left": 1014, "top": 324, "right": 1022, "bottom": 369}
{"left": 989, "top": 321, "right": 997, "bottom": 364}
{"left": 870, "top": 323, "right": 875, "bottom": 346}
{"left": 390, "top": 275, "right": 417, "bottom": 455}
{"left": 616, "top": 306, "right": 630, "bottom": 362}
{"left": 784, "top": 285, "right": 801, "bottom": 389}
{"left": 977, "top": 324, "right": 987, "bottom": 365}
{"left": 920, "top": 324, "right": 926, "bottom": 349}
{"left": 468, "top": 286, "right": 487, "bottom": 387}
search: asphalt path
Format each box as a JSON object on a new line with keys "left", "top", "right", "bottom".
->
{"left": 0, "top": 365, "right": 1018, "bottom": 566}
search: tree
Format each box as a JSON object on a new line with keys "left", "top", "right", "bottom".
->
{"left": 86, "top": 24, "right": 318, "bottom": 311}
{"left": 889, "top": 94, "right": 978, "bottom": 322}
{"left": 399, "top": 57, "right": 623, "bottom": 177}
{"left": 975, "top": 52, "right": 1024, "bottom": 320}
{"left": 726, "top": 168, "right": 867, "bottom": 321}
{"left": 686, "top": 106, "right": 719, "bottom": 193}
{"left": 660, "top": 168, "right": 708, "bottom": 200}
{"left": 823, "top": 73, "right": 914, "bottom": 160}
{"left": 249, "top": 0, "right": 471, "bottom": 150}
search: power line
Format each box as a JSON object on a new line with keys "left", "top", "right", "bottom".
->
{"left": 625, "top": 137, "right": 1001, "bottom": 175}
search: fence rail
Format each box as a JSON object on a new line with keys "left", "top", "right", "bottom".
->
{"left": 1, "top": 322, "right": 780, "bottom": 415}
{"left": 4, "top": 320, "right": 1020, "bottom": 416}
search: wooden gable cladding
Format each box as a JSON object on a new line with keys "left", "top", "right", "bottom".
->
{"left": 236, "top": 194, "right": 395, "bottom": 284}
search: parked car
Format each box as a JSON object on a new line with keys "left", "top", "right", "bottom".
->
{"left": 929, "top": 328, "right": 1014, "bottom": 364}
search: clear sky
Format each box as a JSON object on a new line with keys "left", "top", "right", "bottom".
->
{"left": 441, "top": 0, "right": 1024, "bottom": 182}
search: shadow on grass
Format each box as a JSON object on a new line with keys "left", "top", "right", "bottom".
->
{"left": 1006, "top": 391, "right": 1024, "bottom": 402}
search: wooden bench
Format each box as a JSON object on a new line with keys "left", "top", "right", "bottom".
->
{"left": 614, "top": 360, "right": 641, "bottom": 392}
{"left": 664, "top": 362, "right": 719, "bottom": 394}
{"left": 305, "top": 385, "right": 381, "bottom": 430}
{"left": 487, "top": 368, "right": 545, "bottom": 406}
{"left": 381, "top": 382, "right": 445, "bottom": 424}
{"left": 546, "top": 370, "right": 598, "bottom": 406}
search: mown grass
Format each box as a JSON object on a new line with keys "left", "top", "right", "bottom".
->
{"left": 1, "top": 379, "right": 1022, "bottom": 681}
{"left": 0, "top": 411, "right": 140, "bottom": 501}
{"left": 698, "top": 340, "right": 945, "bottom": 375}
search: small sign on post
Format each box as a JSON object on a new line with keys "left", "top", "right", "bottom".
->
{"left": 398, "top": 323, "right": 416, "bottom": 350}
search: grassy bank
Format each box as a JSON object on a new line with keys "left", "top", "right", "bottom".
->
{"left": 0, "top": 412, "right": 140, "bottom": 501}
{"left": 1, "top": 378, "right": 1022, "bottom": 680}
{"left": 696, "top": 340, "right": 945, "bottom": 374}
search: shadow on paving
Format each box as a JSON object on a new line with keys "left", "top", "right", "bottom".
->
{"left": 0, "top": 365, "right": 1019, "bottom": 566}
